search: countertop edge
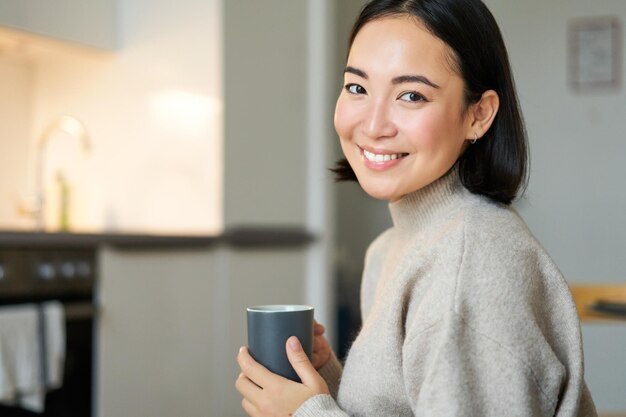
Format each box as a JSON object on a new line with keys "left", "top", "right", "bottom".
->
{"left": 0, "top": 227, "right": 315, "bottom": 250}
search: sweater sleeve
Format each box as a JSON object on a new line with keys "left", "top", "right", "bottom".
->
{"left": 293, "top": 352, "right": 348, "bottom": 417}
{"left": 402, "top": 311, "right": 566, "bottom": 417}
{"left": 317, "top": 351, "right": 343, "bottom": 400}
{"left": 294, "top": 394, "right": 349, "bottom": 417}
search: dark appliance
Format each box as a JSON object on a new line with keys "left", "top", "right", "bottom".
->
{"left": 0, "top": 247, "right": 97, "bottom": 417}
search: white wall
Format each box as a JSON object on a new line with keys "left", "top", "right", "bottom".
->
{"left": 0, "top": 56, "right": 34, "bottom": 229}
{"left": 223, "top": 1, "right": 308, "bottom": 227}
{"left": 0, "top": 0, "right": 223, "bottom": 235}
{"left": 486, "top": 0, "right": 626, "bottom": 285}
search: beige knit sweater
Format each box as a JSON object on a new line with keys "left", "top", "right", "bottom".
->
{"left": 296, "top": 168, "right": 597, "bottom": 417}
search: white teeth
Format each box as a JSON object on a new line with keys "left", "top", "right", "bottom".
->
{"left": 363, "top": 149, "right": 406, "bottom": 162}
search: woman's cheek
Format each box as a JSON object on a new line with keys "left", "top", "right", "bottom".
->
{"left": 334, "top": 98, "right": 357, "bottom": 142}
{"left": 400, "top": 112, "right": 439, "bottom": 148}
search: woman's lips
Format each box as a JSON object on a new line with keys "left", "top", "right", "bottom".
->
{"left": 358, "top": 145, "right": 408, "bottom": 170}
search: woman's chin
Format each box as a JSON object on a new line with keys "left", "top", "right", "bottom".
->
{"left": 357, "top": 180, "right": 399, "bottom": 202}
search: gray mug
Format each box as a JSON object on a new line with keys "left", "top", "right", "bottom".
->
{"left": 246, "top": 305, "right": 314, "bottom": 382}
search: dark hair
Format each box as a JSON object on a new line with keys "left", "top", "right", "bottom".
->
{"left": 331, "top": 0, "right": 528, "bottom": 205}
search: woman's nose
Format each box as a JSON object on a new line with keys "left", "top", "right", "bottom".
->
{"left": 361, "top": 100, "right": 397, "bottom": 139}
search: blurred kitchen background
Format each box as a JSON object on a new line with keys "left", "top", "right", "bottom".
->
{"left": 0, "top": 0, "right": 624, "bottom": 416}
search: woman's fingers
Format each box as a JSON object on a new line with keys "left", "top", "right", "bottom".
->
{"left": 235, "top": 372, "right": 262, "bottom": 400}
{"left": 313, "top": 334, "right": 325, "bottom": 351}
{"left": 286, "top": 336, "right": 327, "bottom": 391}
{"left": 241, "top": 397, "right": 259, "bottom": 417}
{"left": 314, "top": 321, "right": 325, "bottom": 336}
{"left": 237, "top": 346, "right": 280, "bottom": 388}
{"left": 312, "top": 339, "right": 331, "bottom": 368}
{"left": 235, "top": 373, "right": 264, "bottom": 417}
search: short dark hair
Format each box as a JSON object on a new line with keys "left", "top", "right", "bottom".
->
{"left": 331, "top": 0, "right": 528, "bottom": 205}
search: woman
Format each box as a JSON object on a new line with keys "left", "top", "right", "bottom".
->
{"left": 236, "top": 0, "right": 598, "bottom": 415}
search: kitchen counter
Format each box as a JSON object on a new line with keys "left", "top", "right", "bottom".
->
{"left": 0, "top": 226, "right": 316, "bottom": 417}
{"left": 0, "top": 230, "right": 218, "bottom": 249}
{"left": 0, "top": 227, "right": 314, "bottom": 250}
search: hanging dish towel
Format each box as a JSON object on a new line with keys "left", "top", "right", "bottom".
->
{"left": 0, "top": 302, "right": 66, "bottom": 413}
{"left": 42, "top": 301, "right": 65, "bottom": 390}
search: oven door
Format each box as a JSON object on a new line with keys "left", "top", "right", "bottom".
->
{"left": 0, "top": 300, "right": 94, "bottom": 417}
{"left": 0, "top": 248, "right": 96, "bottom": 417}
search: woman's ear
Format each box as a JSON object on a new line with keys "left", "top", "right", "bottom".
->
{"left": 466, "top": 90, "right": 499, "bottom": 142}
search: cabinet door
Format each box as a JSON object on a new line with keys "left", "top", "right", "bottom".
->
{"left": 0, "top": 0, "right": 117, "bottom": 50}
{"left": 97, "top": 248, "right": 218, "bottom": 417}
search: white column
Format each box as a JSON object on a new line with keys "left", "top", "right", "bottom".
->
{"left": 306, "top": 0, "right": 336, "bottom": 348}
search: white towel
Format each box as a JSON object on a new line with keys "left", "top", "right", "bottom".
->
{"left": 43, "top": 301, "right": 65, "bottom": 390}
{"left": 0, "top": 304, "right": 39, "bottom": 409}
{"left": 0, "top": 302, "right": 66, "bottom": 413}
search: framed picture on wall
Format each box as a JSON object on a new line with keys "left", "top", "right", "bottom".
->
{"left": 568, "top": 16, "right": 622, "bottom": 91}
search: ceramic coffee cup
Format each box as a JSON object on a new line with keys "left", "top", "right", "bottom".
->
{"left": 246, "top": 305, "right": 314, "bottom": 382}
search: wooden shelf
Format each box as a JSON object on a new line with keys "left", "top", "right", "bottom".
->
{"left": 570, "top": 284, "right": 626, "bottom": 322}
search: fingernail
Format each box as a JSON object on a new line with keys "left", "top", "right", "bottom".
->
{"left": 239, "top": 346, "right": 244, "bottom": 353}
{"left": 289, "top": 337, "right": 301, "bottom": 351}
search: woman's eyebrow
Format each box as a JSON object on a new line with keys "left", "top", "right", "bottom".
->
{"left": 345, "top": 66, "right": 368, "bottom": 79}
{"left": 392, "top": 75, "right": 440, "bottom": 89}
{"left": 344, "top": 66, "right": 440, "bottom": 89}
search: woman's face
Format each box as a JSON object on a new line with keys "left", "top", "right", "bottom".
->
{"left": 334, "top": 16, "right": 474, "bottom": 202}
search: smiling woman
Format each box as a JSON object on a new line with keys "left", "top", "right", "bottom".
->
{"left": 234, "top": 1, "right": 598, "bottom": 416}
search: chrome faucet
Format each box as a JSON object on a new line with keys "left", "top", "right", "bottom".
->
{"left": 19, "top": 115, "right": 91, "bottom": 231}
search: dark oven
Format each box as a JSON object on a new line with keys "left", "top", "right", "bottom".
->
{"left": 0, "top": 247, "right": 97, "bottom": 416}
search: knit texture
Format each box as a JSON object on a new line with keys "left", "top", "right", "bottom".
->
{"left": 296, "top": 168, "right": 597, "bottom": 417}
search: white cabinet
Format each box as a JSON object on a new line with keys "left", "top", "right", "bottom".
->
{"left": 97, "top": 247, "right": 218, "bottom": 417}
{"left": 0, "top": 0, "right": 117, "bottom": 50}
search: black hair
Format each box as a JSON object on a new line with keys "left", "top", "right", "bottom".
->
{"left": 331, "top": 0, "right": 528, "bottom": 205}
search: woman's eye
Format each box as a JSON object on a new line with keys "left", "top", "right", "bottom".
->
{"left": 345, "top": 84, "right": 366, "bottom": 95}
{"left": 399, "top": 91, "right": 427, "bottom": 103}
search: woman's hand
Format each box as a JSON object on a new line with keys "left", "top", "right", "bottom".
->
{"left": 236, "top": 336, "right": 329, "bottom": 417}
{"left": 312, "top": 320, "right": 332, "bottom": 370}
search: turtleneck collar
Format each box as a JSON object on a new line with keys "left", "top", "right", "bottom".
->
{"left": 389, "top": 166, "right": 470, "bottom": 231}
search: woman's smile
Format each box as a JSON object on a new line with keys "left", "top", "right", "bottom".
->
{"left": 359, "top": 145, "right": 409, "bottom": 170}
